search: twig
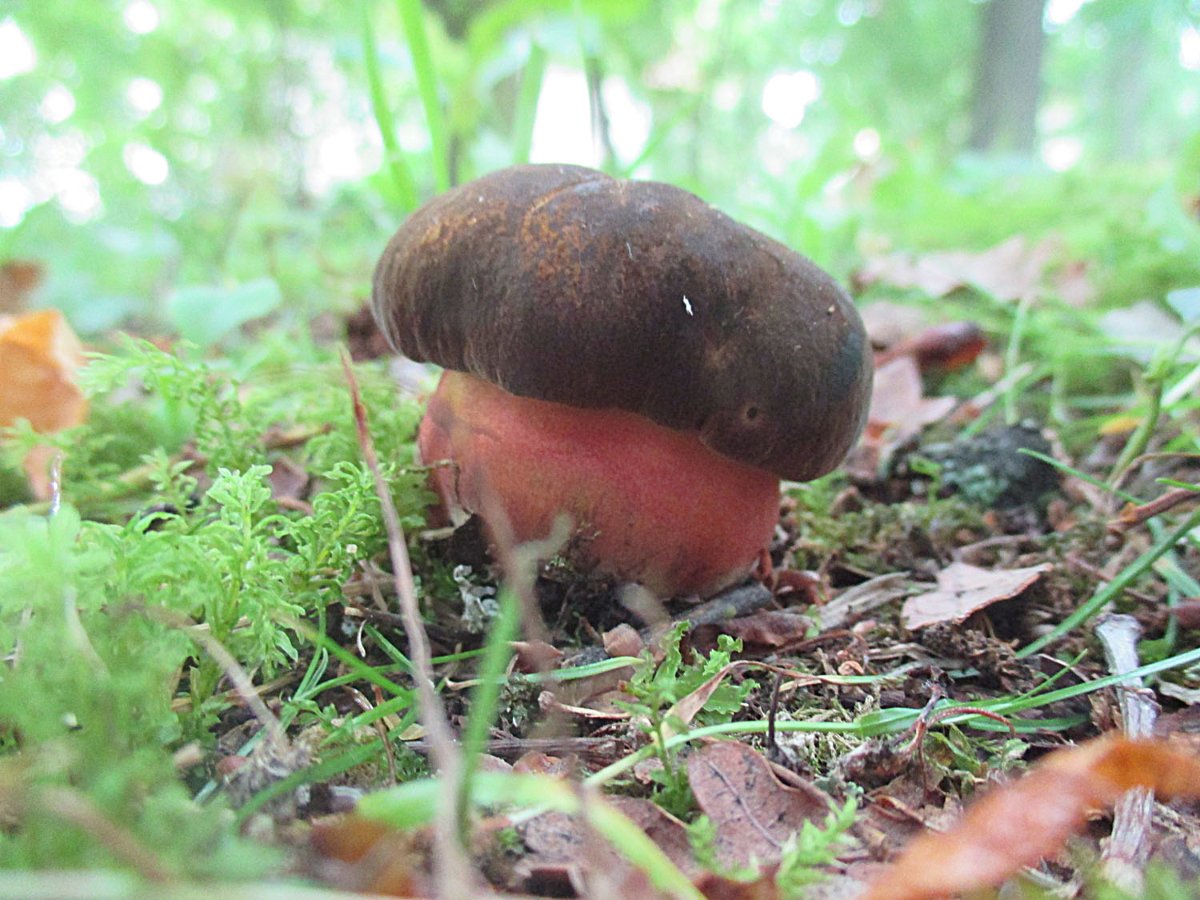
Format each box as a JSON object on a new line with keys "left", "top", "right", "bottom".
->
{"left": 1095, "top": 613, "right": 1159, "bottom": 895}
{"left": 349, "top": 686, "right": 398, "bottom": 785}
{"left": 341, "top": 350, "right": 473, "bottom": 896}
{"left": 1108, "top": 451, "right": 1200, "bottom": 512}
{"left": 766, "top": 674, "right": 782, "bottom": 755}
{"left": 677, "top": 582, "right": 774, "bottom": 628}
{"left": 816, "top": 573, "right": 912, "bottom": 633}
{"left": 403, "top": 734, "right": 625, "bottom": 762}
{"left": 633, "top": 581, "right": 774, "bottom": 653}
{"left": 1108, "top": 487, "right": 1200, "bottom": 534}
{"left": 138, "top": 604, "right": 285, "bottom": 747}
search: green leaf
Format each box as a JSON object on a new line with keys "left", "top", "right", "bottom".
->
{"left": 166, "top": 278, "right": 283, "bottom": 347}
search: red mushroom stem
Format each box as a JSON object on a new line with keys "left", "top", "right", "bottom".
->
{"left": 419, "top": 370, "right": 781, "bottom": 597}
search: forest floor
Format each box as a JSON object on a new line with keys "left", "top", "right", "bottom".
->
{"left": 4, "top": 231, "right": 1200, "bottom": 898}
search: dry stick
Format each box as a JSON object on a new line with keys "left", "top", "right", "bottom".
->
{"left": 1095, "top": 613, "right": 1159, "bottom": 896}
{"left": 340, "top": 350, "right": 473, "bottom": 897}
{"left": 1108, "top": 451, "right": 1200, "bottom": 515}
{"left": 139, "top": 604, "right": 286, "bottom": 747}
{"left": 1108, "top": 486, "right": 1200, "bottom": 534}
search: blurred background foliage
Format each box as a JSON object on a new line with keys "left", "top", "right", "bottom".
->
{"left": 1, "top": 0, "right": 1199, "bottom": 338}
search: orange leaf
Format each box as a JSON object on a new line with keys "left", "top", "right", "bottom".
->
{"left": 864, "top": 736, "right": 1200, "bottom": 900}
{"left": 0, "top": 309, "right": 87, "bottom": 434}
{"left": 0, "top": 309, "right": 87, "bottom": 498}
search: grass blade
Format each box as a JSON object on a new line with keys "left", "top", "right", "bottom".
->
{"left": 1018, "top": 504, "right": 1200, "bottom": 658}
{"left": 511, "top": 42, "right": 547, "bottom": 165}
{"left": 397, "top": 0, "right": 451, "bottom": 191}
{"left": 361, "top": 0, "right": 420, "bottom": 212}
{"left": 456, "top": 587, "right": 521, "bottom": 831}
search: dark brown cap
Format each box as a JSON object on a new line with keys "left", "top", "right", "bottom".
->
{"left": 372, "top": 164, "right": 872, "bottom": 482}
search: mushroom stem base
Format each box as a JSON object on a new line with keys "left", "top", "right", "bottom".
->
{"left": 418, "top": 370, "right": 781, "bottom": 597}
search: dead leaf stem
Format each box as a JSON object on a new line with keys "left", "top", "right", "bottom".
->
{"left": 1095, "top": 614, "right": 1158, "bottom": 894}
{"left": 341, "top": 349, "right": 474, "bottom": 897}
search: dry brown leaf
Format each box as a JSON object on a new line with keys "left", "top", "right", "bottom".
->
{"left": 307, "top": 815, "right": 429, "bottom": 896}
{"left": 0, "top": 309, "right": 87, "bottom": 433}
{"left": 900, "top": 561, "right": 1050, "bottom": 630}
{"left": 875, "top": 321, "right": 987, "bottom": 373}
{"left": 603, "top": 622, "right": 646, "bottom": 658}
{"left": 864, "top": 736, "right": 1200, "bottom": 900}
{"left": 1170, "top": 600, "right": 1200, "bottom": 630}
{"left": 867, "top": 356, "right": 959, "bottom": 437}
{"left": 662, "top": 663, "right": 743, "bottom": 737}
{"left": 1053, "top": 259, "right": 1095, "bottom": 307}
{"left": 0, "top": 309, "right": 88, "bottom": 498}
{"left": 860, "top": 302, "right": 929, "bottom": 348}
{"left": 687, "top": 741, "right": 829, "bottom": 870}
{"left": 266, "top": 456, "right": 310, "bottom": 502}
{"left": 538, "top": 688, "right": 632, "bottom": 721}
{"left": 511, "top": 639, "right": 563, "bottom": 674}
{"left": 692, "top": 869, "right": 780, "bottom": 899}
{"left": 511, "top": 751, "right": 575, "bottom": 777}
{"left": 519, "top": 796, "right": 696, "bottom": 892}
{"left": 848, "top": 355, "right": 957, "bottom": 478}
{"left": 691, "top": 610, "right": 814, "bottom": 656}
{"left": 856, "top": 236, "right": 1060, "bottom": 302}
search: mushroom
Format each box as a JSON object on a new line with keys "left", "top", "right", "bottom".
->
{"left": 372, "top": 164, "right": 872, "bottom": 597}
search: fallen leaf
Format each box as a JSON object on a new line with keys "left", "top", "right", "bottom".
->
{"left": 1154, "top": 706, "right": 1200, "bottom": 753}
{"left": 856, "top": 236, "right": 1060, "bottom": 302}
{"left": 901, "top": 561, "right": 1050, "bottom": 630}
{"left": 308, "top": 815, "right": 429, "bottom": 896}
{"left": 512, "top": 752, "right": 575, "bottom": 777}
{"left": 0, "top": 309, "right": 87, "bottom": 434}
{"left": 1171, "top": 602, "right": 1200, "bottom": 628}
{"left": 603, "top": 622, "right": 645, "bottom": 659}
{"left": 0, "top": 309, "right": 88, "bottom": 498}
{"left": 867, "top": 356, "right": 959, "bottom": 436}
{"left": 267, "top": 457, "right": 309, "bottom": 502}
{"left": 660, "top": 663, "right": 745, "bottom": 737}
{"left": 860, "top": 302, "right": 929, "bottom": 349}
{"left": 691, "top": 610, "right": 814, "bottom": 656}
{"left": 345, "top": 302, "right": 393, "bottom": 361}
{"left": 687, "top": 741, "right": 829, "bottom": 870}
{"left": 874, "top": 321, "right": 987, "bottom": 373}
{"left": 475, "top": 754, "right": 513, "bottom": 774}
{"left": 693, "top": 869, "right": 781, "bottom": 899}
{"left": 816, "top": 573, "right": 913, "bottom": 632}
{"left": 511, "top": 639, "right": 563, "bottom": 674}
{"left": 1053, "top": 259, "right": 1095, "bottom": 307}
{"left": 848, "top": 355, "right": 957, "bottom": 479}
{"left": 538, "top": 688, "right": 631, "bottom": 721}
{"left": 519, "top": 796, "right": 696, "bottom": 892}
{"left": 1099, "top": 299, "right": 1196, "bottom": 363}
{"left": 864, "top": 736, "right": 1200, "bottom": 900}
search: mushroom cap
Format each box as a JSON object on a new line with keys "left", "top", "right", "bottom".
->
{"left": 372, "top": 164, "right": 872, "bottom": 482}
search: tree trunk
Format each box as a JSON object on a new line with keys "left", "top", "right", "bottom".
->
{"left": 968, "top": 0, "right": 1048, "bottom": 154}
